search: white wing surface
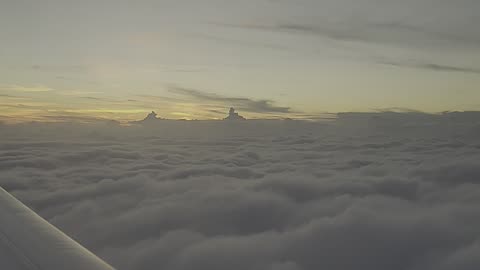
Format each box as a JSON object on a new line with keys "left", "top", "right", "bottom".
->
{"left": 0, "top": 187, "right": 115, "bottom": 270}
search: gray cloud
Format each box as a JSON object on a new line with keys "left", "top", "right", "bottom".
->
{"left": 379, "top": 60, "right": 480, "bottom": 74}
{"left": 213, "top": 20, "right": 480, "bottom": 74}
{"left": 2, "top": 112, "right": 480, "bottom": 270}
{"left": 216, "top": 0, "right": 480, "bottom": 50}
{"left": 169, "top": 86, "right": 293, "bottom": 114}
{"left": 215, "top": 19, "right": 480, "bottom": 50}
{"left": 207, "top": 0, "right": 480, "bottom": 76}
{"left": 31, "top": 64, "right": 88, "bottom": 73}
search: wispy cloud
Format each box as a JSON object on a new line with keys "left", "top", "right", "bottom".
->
{"left": 39, "top": 114, "right": 118, "bottom": 124}
{"left": 213, "top": 15, "right": 480, "bottom": 50}
{"left": 192, "top": 31, "right": 296, "bottom": 53}
{"left": 79, "top": 96, "right": 106, "bottom": 101}
{"left": 214, "top": 22, "right": 367, "bottom": 43}
{"left": 61, "top": 90, "right": 104, "bottom": 96}
{"left": 1, "top": 85, "right": 54, "bottom": 92}
{"left": 379, "top": 60, "right": 480, "bottom": 75}
{"left": 0, "top": 94, "right": 31, "bottom": 100}
{"left": 31, "top": 64, "right": 88, "bottom": 73}
{"left": 373, "top": 107, "right": 425, "bottom": 113}
{"left": 168, "top": 86, "right": 293, "bottom": 114}
{"left": 212, "top": 20, "right": 480, "bottom": 74}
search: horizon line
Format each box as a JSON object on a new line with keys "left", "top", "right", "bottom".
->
{"left": 2, "top": 110, "right": 480, "bottom": 125}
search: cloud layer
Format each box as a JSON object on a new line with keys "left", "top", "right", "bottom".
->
{"left": 1, "top": 113, "right": 480, "bottom": 270}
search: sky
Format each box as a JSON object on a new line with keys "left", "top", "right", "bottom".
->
{"left": 1, "top": 0, "right": 480, "bottom": 122}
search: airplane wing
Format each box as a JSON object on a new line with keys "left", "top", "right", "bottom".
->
{"left": 0, "top": 187, "right": 115, "bottom": 270}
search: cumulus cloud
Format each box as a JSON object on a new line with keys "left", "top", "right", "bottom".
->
{"left": 1, "top": 112, "right": 480, "bottom": 270}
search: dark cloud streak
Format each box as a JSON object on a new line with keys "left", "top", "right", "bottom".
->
{"left": 168, "top": 86, "right": 293, "bottom": 114}
{"left": 213, "top": 21, "right": 480, "bottom": 48}
{"left": 380, "top": 61, "right": 480, "bottom": 74}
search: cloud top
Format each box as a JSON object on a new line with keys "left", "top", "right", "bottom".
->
{"left": 1, "top": 113, "right": 480, "bottom": 269}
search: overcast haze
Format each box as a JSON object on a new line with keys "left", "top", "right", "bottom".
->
{"left": 1, "top": 0, "right": 480, "bottom": 122}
